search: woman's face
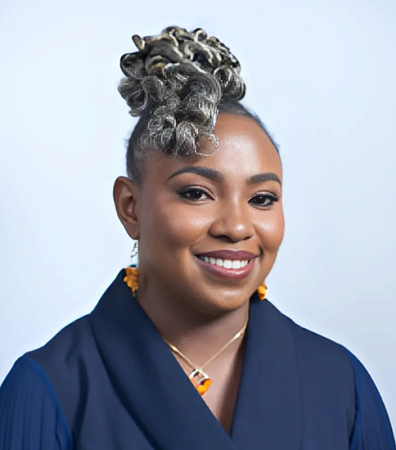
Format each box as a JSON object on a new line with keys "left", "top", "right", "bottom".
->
{"left": 117, "top": 113, "right": 284, "bottom": 315}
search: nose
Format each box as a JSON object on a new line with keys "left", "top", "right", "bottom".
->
{"left": 209, "top": 198, "right": 254, "bottom": 243}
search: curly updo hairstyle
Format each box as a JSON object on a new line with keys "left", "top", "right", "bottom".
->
{"left": 118, "top": 26, "right": 278, "bottom": 184}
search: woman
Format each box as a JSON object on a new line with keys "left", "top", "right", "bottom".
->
{"left": 0, "top": 26, "right": 394, "bottom": 450}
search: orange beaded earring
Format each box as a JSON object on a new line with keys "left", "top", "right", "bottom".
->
{"left": 124, "top": 241, "right": 139, "bottom": 297}
{"left": 123, "top": 259, "right": 267, "bottom": 302}
{"left": 124, "top": 267, "right": 139, "bottom": 297}
{"left": 257, "top": 282, "right": 267, "bottom": 300}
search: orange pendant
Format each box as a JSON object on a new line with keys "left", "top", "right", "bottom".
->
{"left": 189, "top": 369, "right": 212, "bottom": 395}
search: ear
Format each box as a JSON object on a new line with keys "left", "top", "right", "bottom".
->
{"left": 113, "top": 176, "right": 141, "bottom": 240}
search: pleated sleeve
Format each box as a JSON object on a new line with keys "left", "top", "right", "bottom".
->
{"left": 348, "top": 351, "right": 396, "bottom": 450}
{"left": 0, "top": 355, "right": 73, "bottom": 450}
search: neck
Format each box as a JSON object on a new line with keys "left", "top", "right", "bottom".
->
{"left": 136, "top": 278, "right": 249, "bottom": 368}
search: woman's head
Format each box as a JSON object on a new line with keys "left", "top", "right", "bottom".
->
{"left": 114, "top": 26, "right": 284, "bottom": 316}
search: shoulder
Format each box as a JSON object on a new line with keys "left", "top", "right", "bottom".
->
{"left": 25, "top": 314, "right": 103, "bottom": 426}
{"left": 263, "top": 300, "right": 357, "bottom": 432}
{"left": 291, "top": 313, "right": 354, "bottom": 377}
{"left": 27, "top": 314, "right": 93, "bottom": 367}
{"left": 265, "top": 299, "right": 354, "bottom": 378}
{"left": 347, "top": 351, "right": 396, "bottom": 449}
{"left": 256, "top": 299, "right": 356, "bottom": 402}
{"left": 264, "top": 300, "right": 396, "bottom": 447}
{"left": 1, "top": 314, "right": 105, "bottom": 445}
{"left": 0, "top": 355, "right": 73, "bottom": 449}
{"left": 27, "top": 315, "right": 94, "bottom": 395}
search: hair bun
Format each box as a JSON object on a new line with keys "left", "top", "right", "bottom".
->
{"left": 118, "top": 26, "right": 246, "bottom": 155}
{"left": 119, "top": 26, "right": 245, "bottom": 115}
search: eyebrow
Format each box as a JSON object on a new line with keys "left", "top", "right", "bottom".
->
{"left": 167, "top": 166, "right": 282, "bottom": 186}
{"left": 167, "top": 166, "right": 222, "bottom": 181}
{"left": 247, "top": 173, "right": 282, "bottom": 186}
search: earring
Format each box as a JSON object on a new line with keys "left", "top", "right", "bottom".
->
{"left": 124, "top": 267, "right": 265, "bottom": 301}
{"left": 130, "top": 241, "right": 138, "bottom": 259}
{"left": 257, "top": 282, "right": 267, "bottom": 301}
{"left": 124, "top": 267, "right": 139, "bottom": 297}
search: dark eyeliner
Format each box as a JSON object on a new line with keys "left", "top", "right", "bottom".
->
{"left": 249, "top": 192, "right": 279, "bottom": 207}
{"left": 176, "top": 186, "right": 211, "bottom": 201}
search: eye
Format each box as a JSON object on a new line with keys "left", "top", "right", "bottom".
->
{"left": 177, "top": 187, "right": 212, "bottom": 201}
{"left": 249, "top": 192, "right": 279, "bottom": 208}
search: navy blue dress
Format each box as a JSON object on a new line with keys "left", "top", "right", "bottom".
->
{"left": 0, "top": 269, "right": 395, "bottom": 449}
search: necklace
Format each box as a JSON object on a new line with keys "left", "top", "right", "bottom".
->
{"left": 162, "top": 318, "right": 248, "bottom": 396}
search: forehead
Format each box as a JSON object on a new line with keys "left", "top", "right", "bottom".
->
{"left": 210, "top": 113, "right": 281, "bottom": 175}
{"left": 144, "top": 114, "right": 282, "bottom": 183}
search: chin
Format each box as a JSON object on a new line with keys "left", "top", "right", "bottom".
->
{"left": 190, "top": 286, "right": 252, "bottom": 316}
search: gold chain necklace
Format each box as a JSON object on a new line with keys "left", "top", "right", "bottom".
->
{"left": 122, "top": 268, "right": 250, "bottom": 396}
{"left": 162, "top": 318, "right": 248, "bottom": 396}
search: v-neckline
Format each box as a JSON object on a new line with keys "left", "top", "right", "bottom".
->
{"left": 90, "top": 269, "right": 302, "bottom": 450}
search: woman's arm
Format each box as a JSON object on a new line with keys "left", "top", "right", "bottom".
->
{"left": 348, "top": 351, "right": 396, "bottom": 450}
{"left": 0, "top": 356, "right": 73, "bottom": 450}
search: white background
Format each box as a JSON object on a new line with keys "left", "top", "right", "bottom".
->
{"left": 1, "top": 0, "right": 395, "bottom": 429}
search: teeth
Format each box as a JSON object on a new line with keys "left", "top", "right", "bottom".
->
{"left": 223, "top": 259, "right": 232, "bottom": 269}
{"left": 199, "top": 256, "right": 250, "bottom": 269}
{"left": 232, "top": 260, "right": 241, "bottom": 269}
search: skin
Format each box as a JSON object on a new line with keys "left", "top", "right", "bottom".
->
{"left": 113, "top": 113, "right": 284, "bottom": 432}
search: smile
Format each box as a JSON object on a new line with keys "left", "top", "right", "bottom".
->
{"left": 195, "top": 250, "right": 258, "bottom": 280}
{"left": 197, "top": 256, "right": 249, "bottom": 269}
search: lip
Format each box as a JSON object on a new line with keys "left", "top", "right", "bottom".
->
{"left": 196, "top": 250, "right": 258, "bottom": 260}
{"left": 195, "top": 255, "right": 257, "bottom": 281}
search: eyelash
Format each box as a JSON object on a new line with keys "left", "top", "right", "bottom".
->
{"left": 177, "top": 187, "right": 279, "bottom": 208}
{"left": 249, "top": 192, "right": 279, "bottom": 208}
{"left": 177, "top": 187, "right": 212, "bottom": 201}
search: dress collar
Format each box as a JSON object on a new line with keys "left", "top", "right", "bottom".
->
{"left": 90, "top": 269, "right": 302, "bottom": 450}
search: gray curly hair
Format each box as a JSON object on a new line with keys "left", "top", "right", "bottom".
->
{"left": 118, "top": 26, "right": 278, "bottom": 183}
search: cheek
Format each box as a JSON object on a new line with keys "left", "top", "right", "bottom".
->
{"left": 139, "top": 191, "right": 211, "bottom": 255}
{"left": 256, "top": 209, "right": 285, "bottom": 253}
